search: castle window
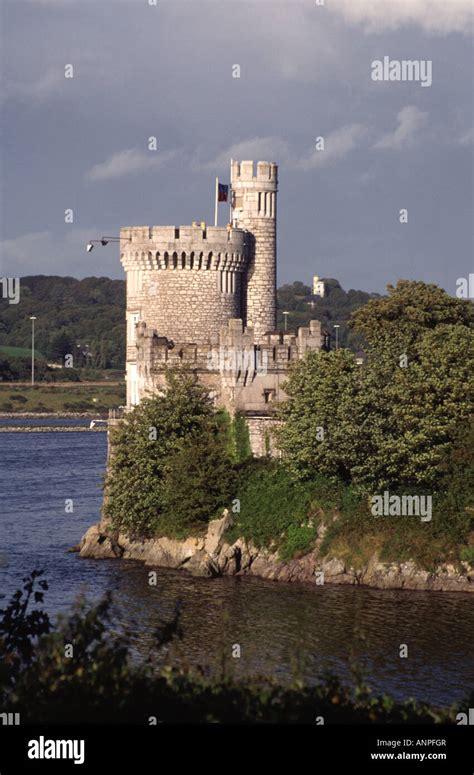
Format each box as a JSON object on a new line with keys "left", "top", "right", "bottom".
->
{"left": 172, "top": 252, "right": 178, "bottom": 269}
{"left": 181, "top": 251, "right": 186, "bottom": 269}
{"left": 129, "top": 312, "right": 140, "bottom": 343}
{"left": 263, "top": 389, "right": 275, "bottom": 404}
{"left": 164, "top": 252, "right": 169, "bottom": 269}
{"left": 198, "top": 252, "right": 204, "bottom": 269}
{"left": 190, "top": 252, "right": 195, "bottom": 269}
{"left": 174, "top": 228, "right": 180, "bottom": 239}
{"left": 207, "top": 252, "right": 213, "bottom": 269}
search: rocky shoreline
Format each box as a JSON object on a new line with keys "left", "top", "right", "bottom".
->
{"left": 78, "top": 512, "right": 474, "bottom": 593}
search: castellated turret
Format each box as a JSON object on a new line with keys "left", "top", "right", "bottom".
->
{"left": 231, "top": 160, "right": 278, "bottom": 340}
{"left": 119, "top": 160, "right": 327, "bottom": 451}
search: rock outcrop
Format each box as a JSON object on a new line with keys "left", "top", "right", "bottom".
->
{"left": 79, "top": 512, "right": 474, "bottom": 593}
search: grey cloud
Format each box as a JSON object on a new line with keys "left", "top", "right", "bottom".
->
{"left": 373, "top": 106, "right": 429, "bottom": 150}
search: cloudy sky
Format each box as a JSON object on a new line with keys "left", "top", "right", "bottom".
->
{"left": 0, "top": 0, "right": 472, "bottom": 294}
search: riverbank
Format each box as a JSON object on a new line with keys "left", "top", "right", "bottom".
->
{"left": 0, "top": 382, "right": 125, "bottom": 414}
{"left": 79, "top": 512, "right": 474, "bottom": 593}
{"left": 0, "top": 411, "right": 107, "bottom": 419}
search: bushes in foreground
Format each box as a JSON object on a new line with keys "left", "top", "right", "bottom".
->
{"left": 0, "top": 572, "right": 467, "bottom": 725}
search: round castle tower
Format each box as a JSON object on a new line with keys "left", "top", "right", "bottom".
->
{"left": 120, "top": 160, "right": 278, "bottom": 404}
{"left": 120, "top": 224, "right": 247, "bottom": 353}
{"left": 231, "top": 160, "right": 278, "bottom": 340}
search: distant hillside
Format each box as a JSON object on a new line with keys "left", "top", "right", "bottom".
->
{"left": 0, "top": 276, "right": 125, "bottom": 369}
{"left": 277, "top": 279, "right": 382, "bottom": 350}
{"left": 0, "top": 276, "right": 378, "bottom": 374}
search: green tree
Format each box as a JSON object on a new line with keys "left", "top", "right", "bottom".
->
{"left": 276, "top": 349, "right": 361, "bottom": 483}
{"left": 103, "top": 371, "right": 216, "bottom": 537}
{"left": 160, "top": 428, "right": 235, "bottom": 536}
{"left": 350, "top": 279, "right": 473, "bottom": 361}
{"left": 277, "top": 281, "right": 474, "bottom": 492}
{"left": 351, "top": 324, "right": 474, "bottom": 489}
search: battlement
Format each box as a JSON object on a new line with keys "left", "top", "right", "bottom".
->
{"left": 121, "top": 224, "right": 246, "bottom": 247}
{"left": 134, "top": 318, "right": 325, "bottom": 374}
{"left": 120, "top": 224, "right": 248, "bottom": 272}
{"left": 231, "top": 160, "right": 278, "bottom": 186}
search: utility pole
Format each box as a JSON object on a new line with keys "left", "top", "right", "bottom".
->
{"left": 30, "top": 316, "right": 37, "bottom": 385}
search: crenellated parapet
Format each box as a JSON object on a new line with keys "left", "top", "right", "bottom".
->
{"left": 133, "top": 318, "right": 327, "bottom": 402}
{"left": 120, "top": 225, "right": 248, "bottom": 273}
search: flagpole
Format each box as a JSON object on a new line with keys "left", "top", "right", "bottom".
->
{"left": 229, "top": 158, "right": 232, "bottom": 226}
{"left": 214, "top": 177, "right": 218, "bottom": 227}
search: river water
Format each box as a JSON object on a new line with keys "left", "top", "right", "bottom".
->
{"left": 0, "top": 419, "right": 473, "bottom": 706}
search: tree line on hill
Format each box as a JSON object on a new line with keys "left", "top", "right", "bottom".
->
{"left": 0, "top": 276, "right": 125, "bottom": 379}
{"left": 276, "top": 278, "right": 381, "bottom": 350}
{"left": 0, "top": 275, "right": 378, "bottom": 380}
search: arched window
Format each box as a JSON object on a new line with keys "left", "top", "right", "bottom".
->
{"left": 164, "top": 252, "right": 169, "bottom": 269}
{"left": 172, "top": 251, "right": 178, "bottom": 269}
{"left": 207, "top": 252, "right": 213, "bottom": 269}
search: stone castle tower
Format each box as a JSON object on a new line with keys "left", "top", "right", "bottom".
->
{"left": 230, "top": 160, "right": 277, "bottom": 339}
{"left": 120, "top": 160, "right": 327, "bottom": 453}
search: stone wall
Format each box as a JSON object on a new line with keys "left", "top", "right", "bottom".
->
{"left": 231, "top": 160, "right": 277, "bottom": 340}
{"left": 121, "top": 224, "right": 247, "bottom": 345}
{"left": 131, "top": 318, "right": 326, "bottom": 455}
{"left": 132, "top": 267, "right": 242, "bottom": 345}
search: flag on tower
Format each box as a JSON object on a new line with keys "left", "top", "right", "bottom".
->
{"left": 218, "top": 183, "right": 229, "bottom": 202}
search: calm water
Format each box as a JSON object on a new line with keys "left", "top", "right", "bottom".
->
{"left": 0, "top": 420, "right": 473, "bottom": 706}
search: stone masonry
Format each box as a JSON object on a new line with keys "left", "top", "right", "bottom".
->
{"left": 121, "top": 160, "right": 328, "bottom": 453}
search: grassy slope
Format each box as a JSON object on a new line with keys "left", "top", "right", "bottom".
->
{"left": 0, "top": 383, "right": 126, "bottom": 413}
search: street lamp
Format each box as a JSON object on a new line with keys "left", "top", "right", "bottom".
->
{"left": 283, "top": 311, "right": 290, "bottom": 331}
{"left": 333, "top": 324, "right": 340, "bottom": 350}
{"left": 30, "top": 316, "right": 37, "bottom": 385}
{"left": 86, "top": 236, "right": 131, "bottom": 252}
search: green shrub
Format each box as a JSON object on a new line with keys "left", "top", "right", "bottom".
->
{"left": 460, "top": 546, "right": 474, "bottom": 566}
{"left": 104, "top": 371, "right": 229, "bottom": 538}
{"left": 279, "top": 522, "right": 318, "bottom": 561}
{"left": 159, "top": 428, "right": 236, "bottom": 537}
{"left": 232, "top": 412, "right": 252, "bottom": 462}
{"left": 227, "top": 459, "right": 316, "bottom": 558}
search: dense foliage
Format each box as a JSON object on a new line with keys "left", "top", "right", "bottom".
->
{"left": 274, "top": 281, "right": 474, "bottom": 567}
{"left": 277, "top": 281, "right": 474, "bottom": 491}
{"left": 0, "top": 572, "right": 466, "bottom": 724}
{"left": 0, "top": 276, "right": 125, "bottom": 369}
{"left": 103, "top": 372, "right": 238, "bottom": 537}
{"left": 227, "top": 460, "right": 318, "bottom": 559}
{"left": 277, "top": 278, "right": 380, "bottom": 349}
